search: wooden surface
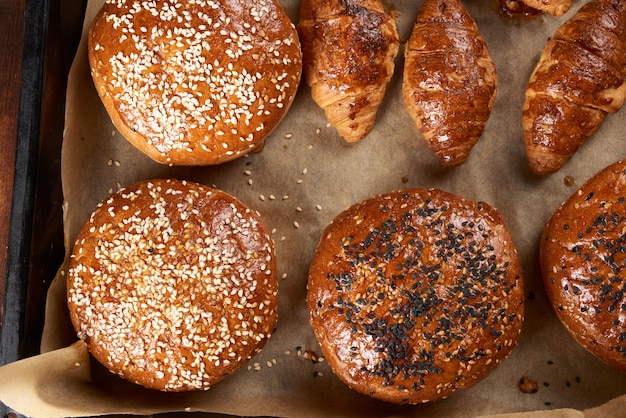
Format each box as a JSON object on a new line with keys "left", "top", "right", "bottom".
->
{"left": 0, "top": 0, "right": 26, "bottom": 331}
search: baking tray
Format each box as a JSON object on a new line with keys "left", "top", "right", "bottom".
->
{"left": 1, "top": 0, "right": 86, "bottom": 413}
{"left": 3, "top": 0, "right": 626, "bottom": 416}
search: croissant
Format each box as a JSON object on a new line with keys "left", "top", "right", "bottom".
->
{"left": 522, "top": 0, "right": 626, "bottom": 175}
{"left": 297, "top": 0, "right": 399, "bottom": 143}
{"left": 402, "top": 0, "right": 497, "bottom": 167}
{"left": 519, "top": 0, "right": 571, "bottom": 16}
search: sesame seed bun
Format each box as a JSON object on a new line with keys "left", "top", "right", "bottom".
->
{"left": 67, "top": 179, "right": 278, "bottom": 391}
{"left": 88, "top": 0, "right": 302, "bottom": 166}
{"left": 540, "top": 159, "right": 626, "bottom": 373}
{"left": 307, "top": 188, "right": 524, "bottom": 404}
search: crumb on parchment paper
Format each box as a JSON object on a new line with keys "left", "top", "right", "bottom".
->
{"left": 518, "top": 376, "right": 539, "bottom": 394}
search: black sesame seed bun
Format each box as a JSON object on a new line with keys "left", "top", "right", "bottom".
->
{"left": 88, "top": 0, "right": 302, "bottom": 166}
{"left": 307, "top": 188, "right": 524, "bottom": 404}
{"left": 540, "top": 159, "right": 626, "bottom": 373}
{"left": 67, "top": 179, "right": 278, "bottom": 391}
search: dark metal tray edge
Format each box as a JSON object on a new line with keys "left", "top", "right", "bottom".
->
{"left": 2, "top": 0, "right": 86, "bottom": 415}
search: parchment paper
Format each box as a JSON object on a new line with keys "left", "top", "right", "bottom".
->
{"left": 2, "top": 0, "right": 626, "bottom": 416}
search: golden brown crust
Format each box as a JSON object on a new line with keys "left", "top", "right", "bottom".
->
{"left": 297, "top": 0, "right": 399, "bottom": 143}
{"left": 540, "top": 159, "right": 626, "bottom": 373}
{"left": 523, "top": 0, "right": 626, "bottom": 175}
{"left": 519, "top": 0, "right": 571, "bottom": 16}
{"left": 522, "top": 87, "right": 607, "bottom": 176}
{"left": 88, "top": 0, "right": 302, "bottom": 166}
{"left": 67, "top": 179, "right": 278, "bottom": 391}
{"left": 402, "top": 0, "right": 497, "bottom": 168}
{"left": 307, "top": 188, "right": 524, "bottom": 404}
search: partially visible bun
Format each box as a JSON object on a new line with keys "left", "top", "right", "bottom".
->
{"left": 88, "top": 0, "right": 302, "bottom": 166}
{"left": 67, "top": 179, "right": 278, "bottom": 391}
{"left": 307, "top": 188, "right": 524, "bottom": 404}
{"left": 540, "top": 159, "right": 626, "bottom": 373}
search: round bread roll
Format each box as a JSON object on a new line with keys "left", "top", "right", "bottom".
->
{"left": 540, "top": 159, "right": 626, "bottom": 373}
{"left": 307, "top": 188, "right": 524, "bottom": 404}
{"left": 67, "top": 179, "right": 278, "bottom": 391}
{"left": 88, "top": 0, "right": 302, "bottom": 166}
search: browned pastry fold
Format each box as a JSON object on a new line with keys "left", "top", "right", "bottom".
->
{"left": 297, "top": 0, "right": 399, "bottom": 143}
{"left": 520, "top": 0, "right": 571, "bottom": 16}
{"left": 402, "top": 0, "right": 497, "bottom": 168}
{"left": 523, "top": 0, "right": 626, "bottom": 175}
{"left": 540, "top": 159, "right": 626, "bottom": 372}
